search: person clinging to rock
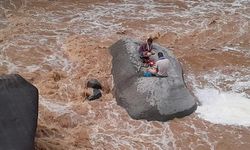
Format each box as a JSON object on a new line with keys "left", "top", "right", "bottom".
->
{"left": 148, "top": 52, "right": 169, "bottom": 77}
{"left": 138, "top": 37, "right": 155, "bottom": 63}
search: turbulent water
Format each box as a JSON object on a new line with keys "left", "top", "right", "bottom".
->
{"left": 0, "top": 0, "right": 250, "bottom": 149}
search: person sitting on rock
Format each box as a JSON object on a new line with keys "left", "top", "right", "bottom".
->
{"left": 138, "top": 37, "right": 155, "bottom": 63}
{"left": 148, "top": 52, "right": 169, "bottom": 77}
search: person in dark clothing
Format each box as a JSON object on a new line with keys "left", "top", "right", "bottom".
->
{"left": 138, "top": 37, "right": 155, "bottom": 63}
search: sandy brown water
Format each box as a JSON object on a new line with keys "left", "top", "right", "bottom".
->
{"left": 0, "top": 0, "right": 250, "bottom": 149}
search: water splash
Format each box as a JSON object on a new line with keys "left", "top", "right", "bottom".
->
{"left": 195, "top": 88, "right": 250, "bottom": 126}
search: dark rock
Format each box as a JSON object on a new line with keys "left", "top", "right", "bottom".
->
{"left": 87, "top": 88, "right": 102, "bottom": 101}
{"left": 110, "top": 38, "right": 197, "bottom": 121}
{"left": 86, "top": 79, "right": 102, "bottom": 89}
{"left": 0, "top": 74, "right": 38, "bottom": 150}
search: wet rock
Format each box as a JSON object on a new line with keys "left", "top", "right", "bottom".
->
{"left": 0, "top": 74, "right": 38, "bottom": 150}
{"left": 110, "top": 38, "right": 197, "bottom": 121}
{"left": 87, "top": 79, "right": 102, "bottom": 89}
{"left": 87, "top": 88, "right": 102, "bottom": 101}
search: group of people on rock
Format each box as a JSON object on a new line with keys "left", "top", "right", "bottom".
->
{"left": 138, "top": 37, "right": 169, "bottom": 77}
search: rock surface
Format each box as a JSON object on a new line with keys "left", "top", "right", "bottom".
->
{"left": 110, "top": 38, "right": 197, "bottom": 121}
{"left": 0, "top": 74, "right": 38, "bottom": 150}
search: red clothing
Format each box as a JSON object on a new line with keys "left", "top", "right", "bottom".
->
{"left": 139, "top": 43, "right": 153, "bottom": 56}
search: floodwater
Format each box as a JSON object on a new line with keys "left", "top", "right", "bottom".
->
{"left": 0, "top": 0, "right": 250, "bottom": 149}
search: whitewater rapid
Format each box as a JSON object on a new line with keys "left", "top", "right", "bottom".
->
{"left": 1, "top": 0, "right": 250, "bottom": 149}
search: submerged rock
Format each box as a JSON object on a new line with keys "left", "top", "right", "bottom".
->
{"left": 86, "top": 79, "right": 102, "bottom": 101}
{"left": 87, "top": 79, "right": 102, "bottom": 89}
{"left": 0, "top": 74, "right": 38, "bottom": 150}
{"left": 87, "top": 88, "right": 102, "bottom": 101}
{"left": 110, "top": 38, "right": 197, "bottom": 121}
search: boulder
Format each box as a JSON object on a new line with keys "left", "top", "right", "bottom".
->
{"left": 87, "top": 88, "right": 102, "bottom": 101}
{"left": 110, "top": 38, "right": 197, "bottom": 121}
{"left": 86, "top": 79, "right": 102, "bottom": 89}
{"left": 0, "top": 74, "right": 38, "bottom": 150}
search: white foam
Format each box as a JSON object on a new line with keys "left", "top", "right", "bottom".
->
{"left": 39, "top": 97, "right": 79, "bottom": 118}
{"left": 232, "top": 81, "right": 250, "bottom": 93}
{"left": 26, "top": 65, "right": 40, "bottom": 72}
{"left": 43, "top": 53, "right": 74, "bottom": 73}
{"left": 40, "top": 98, "right": 71, "bottom": 115}
{"left": 222, "top": 46, "right": 241, "bottom": 52}
{"left": 201, "top": 69, "right": 250, "bottom": 95}
{"left": 195, "top": 88, "right": 250, "bottom": 126}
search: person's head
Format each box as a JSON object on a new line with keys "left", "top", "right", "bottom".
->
{"left": 147, "top": 37, "right": 153, "bottom": 45}
{"left": 158, "top": 52, "right": 164, "bottom": 59}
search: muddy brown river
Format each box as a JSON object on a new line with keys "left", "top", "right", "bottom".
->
{"left": 0, "top": 0, "right": 250, "bottom": 149}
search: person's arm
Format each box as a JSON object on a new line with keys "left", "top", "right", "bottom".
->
{"left": 148, "top": 43, "right": 154, "bottom": 51}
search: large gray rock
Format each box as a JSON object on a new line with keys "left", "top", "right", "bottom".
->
{"left": 0, "top": 74, "right": 38, "bottom": 150}
{"left": 110, "top": 38, "right": 197, "bottom": 121}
